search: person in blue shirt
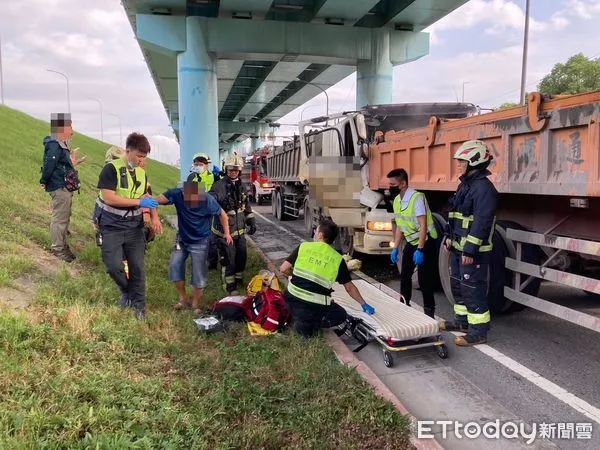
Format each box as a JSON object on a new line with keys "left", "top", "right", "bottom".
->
{"left": 155, "top": 181, "right": 233, "bottom": 315}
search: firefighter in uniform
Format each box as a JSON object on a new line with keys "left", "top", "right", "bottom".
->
{"left": 187, "top": 152, "right": 220, "bottom": 269}
{"left": 388, "top": 168, "right": 438, "bottom": 318}
{"left": 209, "top": 154, "right": 256, "bottom": 294}
{"left": 279, "top": 218, "right": 375, "bottom": 338}
{"left": 440, "top": 140, "right": 498, "bottom": 346}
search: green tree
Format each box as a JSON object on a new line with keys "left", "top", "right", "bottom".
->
{"left": 496, "top": 102, "right": 520, "bottom": 110}
{"left": 537, "top": 53, "right": 600, "bottom": 95}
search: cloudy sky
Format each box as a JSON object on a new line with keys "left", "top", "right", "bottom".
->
{"left": 1, "top": 0, "right": 599, "bottom": 166}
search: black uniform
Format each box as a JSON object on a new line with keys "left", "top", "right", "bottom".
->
{"left": 209, "top": 176, "right": 256, "bottom": 293}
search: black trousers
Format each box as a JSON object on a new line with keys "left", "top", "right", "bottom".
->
{"left": 285, "top": 293, "right": 347, "bottom": 338}
{"left": 218, "top": 234, "right": 247, "bottom": 293}
{"left": 208, "top": 234, "right": 219, "bottom": 269}
{"left": 101, "top": 228, "right": 146, "bottom": 313}
{"left": 400, "top": 237, "right": 437, "bottom": 316}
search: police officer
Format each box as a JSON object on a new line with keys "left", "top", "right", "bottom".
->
{"left": 279, "top": 218, "right": 375, "bottom": 338}
{"left": 96, "top": 132, "right": 161, "bottom": 319}
{"left": 209, "top": 154, "right": 256, "bottom": 294}
{"left": 388, "top": 168, "right": 438, "bottom": 318}
{"left": 440, "top": 140, "right": 498, "bottom": 346}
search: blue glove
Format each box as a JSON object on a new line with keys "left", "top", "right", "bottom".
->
{"left": 390, "top": 247, "right": 399, "bottom": 264}
{"left": 362, "top": 303, "right": 375, "bottom": 315}
{"left": 139, "top": 197, "right": 158, "bottom": 209}
{"left": 413, "top": 248, "right": 424, "bottom": 266}
{"left": 212, "top": 165, "right": 221, "bottom": 177}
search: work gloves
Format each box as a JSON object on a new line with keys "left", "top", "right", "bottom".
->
{"left": 390, "top": 247, "right": 399, "bottom": 264}
{"left": 139, "top": 197, "right": 158, "bottom": 209}
{"left": 362, "top": 303, "right": 375, "bottom": 315}
{"left": 413, "top": 248, "right": 424, "bottom": 266}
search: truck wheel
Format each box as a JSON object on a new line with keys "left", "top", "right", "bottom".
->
{"left": 304, "top": 200, "right": 313, "bottom": 235}
{"left": 275, "top": 191, "right": 290, "bottom": 221}
{"left": 272, "top": 190, "right": 278, "bottom": 217}
{"left": 337, "top": 227, "right": 354, "bottom": 257}
{"left": 438, "top": 220, "right": 541, "bottom": 315}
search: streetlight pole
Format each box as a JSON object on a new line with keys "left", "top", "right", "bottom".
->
{"left": 0, "top": 34, "right": 5, "bottom": 106}
{"left": 87, "top": 96, "right": 104, "bottom": 141}
{"left": 296, "top": 78, "right": 329, "bottom": 118}
{"left": 107, "top": 112, "right": 122, "bottom": 147}
{"left": 47, "top": 69, "right": 70, "bottom": 113}
{"left": 519, "top": 0, "right": 531, "bottom": 105}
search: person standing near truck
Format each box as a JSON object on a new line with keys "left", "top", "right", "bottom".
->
{"left": 440, "top": 140, "right": 498, "bottom": 346}
{"left": 209, "top": 154, "right": 256, "bottom": 294}
{"left": 388, "top": 168, "right": 438, "bottom": 319}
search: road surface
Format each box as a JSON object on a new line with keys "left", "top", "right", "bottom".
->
{"left": 250, "top": 204, "right": 600, "bottom": 450}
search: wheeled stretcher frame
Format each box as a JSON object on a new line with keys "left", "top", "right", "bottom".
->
{"left": 330, "top": 280, "right": 449, "bottom": 368}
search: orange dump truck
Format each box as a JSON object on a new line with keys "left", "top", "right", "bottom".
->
{"left": 368, "top": 91, "right": 600, "bottom": 330}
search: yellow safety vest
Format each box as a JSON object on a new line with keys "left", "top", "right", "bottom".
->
{"left": 97, "top": 158, "right": 147, "bottom": 217}
{"left": 393, "top": 191, "right": 438, "bottom": 246}
{"left": 287, "top": 242, "right": 343, "bottom": 306}
{"left": 194, "top": 172, "right": 215, "bottom": 192}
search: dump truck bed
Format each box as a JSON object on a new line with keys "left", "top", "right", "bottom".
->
{"left": 368, "top": 91, "right": 600, "bottom": 197}
{"left": 267, "top": 137, "right": 302, "bottom": 183}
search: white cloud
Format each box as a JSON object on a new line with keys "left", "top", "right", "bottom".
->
{"left": 563, "top": 0, "right": 600, "bottom": 19}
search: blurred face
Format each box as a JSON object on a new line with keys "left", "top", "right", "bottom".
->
{"left": 193, "top": 161, "right": 207, "bottom": 173}
{"left": 456, "top": 159, "right": 469, "bottom": 176}
{"left": 183, "top": 181, "right": 205, "bottom": 207}
{"left": 55, "top": 123, "right": 73, "bottom": 141}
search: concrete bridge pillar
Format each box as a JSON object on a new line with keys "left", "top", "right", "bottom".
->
{"left": 177, "top": 17, "right": 218, "bottom": 180}
{"left": 356, "top": 29, "right": 393, "bottom": 109}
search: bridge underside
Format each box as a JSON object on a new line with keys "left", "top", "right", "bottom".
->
{"left": 122, "top": 0, "right": 469, "bottom": 177}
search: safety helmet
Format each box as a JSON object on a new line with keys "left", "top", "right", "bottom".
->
{"left": 105, "top": 146, "right": 125, "bottom": 163}
{"left": 453, "top": 140, "right": 492, "bottom": 167}
{"left": 193, "top": 152, "right": 209, "bottom": 164}
{"left": 224, "top": 154, "right": 243, "bottom": 171}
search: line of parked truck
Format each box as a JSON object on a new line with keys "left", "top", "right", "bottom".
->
{"left": 243, "top": 91, "right": 600, "bottom": 333}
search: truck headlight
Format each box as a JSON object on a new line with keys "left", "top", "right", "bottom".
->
{"left": 367, "top": 221, "right": 392, "bottom": 231}
{"left": 261, "top": 183, "right": 271, "bottom": 188}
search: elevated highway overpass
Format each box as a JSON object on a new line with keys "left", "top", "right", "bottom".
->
{"left": 122, "top": 0, "right": 469, "bottom": 177}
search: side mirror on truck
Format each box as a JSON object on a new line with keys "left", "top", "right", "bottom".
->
{"left": 356, "top": 114, "right": 367, "bottom": 141}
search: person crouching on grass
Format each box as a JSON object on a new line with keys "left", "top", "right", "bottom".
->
{"left": 154, "top": 181, "right": 233, "bottom": 315}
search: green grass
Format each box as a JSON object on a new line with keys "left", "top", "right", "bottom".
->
{"left": 0, "top": 104, "right": 412, "bottom": 449}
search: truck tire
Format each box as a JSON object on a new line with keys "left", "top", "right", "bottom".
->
{"left": 438, "top": 220, "right": 541, "bottom": 314}
{"left": 337, "top": 227, "right": 354, "bottom": 257}
{"left": 274, "top": 191, "right": 291, "bottom": 221}
{"left": 272, "top": 189, "right": 278, "bottom": 217}
{"left": 304, "top": 200, "right": 314, "bottom": 235}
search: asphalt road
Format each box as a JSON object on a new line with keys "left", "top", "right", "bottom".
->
{"left": 250, "top": 204, "right": 600, "bottom": 450}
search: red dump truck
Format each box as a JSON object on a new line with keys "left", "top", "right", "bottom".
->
{"left": 367, "top": 91, "right": 600, "bottom": 331}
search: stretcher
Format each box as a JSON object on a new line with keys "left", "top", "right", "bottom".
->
{"left": 331, "top": 279, "right": 448, "bottom": 368}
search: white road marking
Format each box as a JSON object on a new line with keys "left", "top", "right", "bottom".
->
{"left": 254, "top": 209, "right": 600, "bottom": 425}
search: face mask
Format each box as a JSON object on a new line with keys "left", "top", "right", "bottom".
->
{"left": 198, "top": 166, "right": 206, "bottom": 174}
{"left": 389, "top": 186, "right": 400, "bottom": 198}
{"left": 190, "top": 165, "right": 201, "bottom": 174}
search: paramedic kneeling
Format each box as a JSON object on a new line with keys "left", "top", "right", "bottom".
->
{"left": 279, "top": 218, "right": 375, "bottom": 338}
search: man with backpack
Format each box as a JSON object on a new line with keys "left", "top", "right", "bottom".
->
{"left": 279, "top": 218, "right": 376, "bottom": 338}
{"left": 40, "top": 112, "right": 80, "bottom": 263}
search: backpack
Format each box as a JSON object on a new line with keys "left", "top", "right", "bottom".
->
{"left": 249, "top": 288, "right": 291, "bottom": 332}
{"left": 212, "top": 295, "right": 254, "bottom": 322}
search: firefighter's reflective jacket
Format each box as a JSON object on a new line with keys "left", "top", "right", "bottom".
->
{"left": 209, "top": 177, "right": 254, "bottom": 238}
{"left": 446, "top": 168, "right": 498, "bottom": 258}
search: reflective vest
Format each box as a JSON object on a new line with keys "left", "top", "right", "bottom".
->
{"left": 393, "top": 191, "right": 437, "bottom": 246}
{"left": 287, "top": 242, "right": 343, "bottom": 306}
{"left": 194, "top": 172, "right": 215, "bottom": 192}
{"left": 97, "top": 158, "right": 147, "bottom": 217}
{"left": 448, "top": 211, "right": 495, "bottom": 253}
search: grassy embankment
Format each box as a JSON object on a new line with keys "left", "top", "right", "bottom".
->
{"left": 0, "top": 104, "right": 412, "bottom": 449}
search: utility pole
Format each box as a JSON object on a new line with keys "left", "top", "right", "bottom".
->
{"left": 0, "top": 34, "right": 5, "bottom": 105}
{"left": 47, "top": 69, "right": 71, "bottom": 113}
{"left": 462, "top": 81, "right": 471, "bottom": 102}
{"left": 519, "top": 0, "right": 531, "bottom": 105}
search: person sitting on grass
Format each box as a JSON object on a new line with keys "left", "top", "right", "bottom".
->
{"left": 154, "top": 181, "right": 233, "bottom": 315}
